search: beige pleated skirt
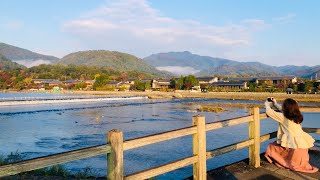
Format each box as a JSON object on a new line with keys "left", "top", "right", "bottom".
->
{"left": 265, "top": 142, "right": 318, "bottom": 173}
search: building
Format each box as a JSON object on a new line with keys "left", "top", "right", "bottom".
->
{"left": 33, "top": 79, "right": 56, "bottom": 85}
{"left": 63, "top": 79, "right": 82, "bottom": 85}
{"left": 210, "top": 81, "right": 247, "bottom": 90}
{"left": 257, "top": 76, "right": 297, "bottom": 86}
{"left": 197, "top": 77, "right": 218, "bottom": 90}
{"left": 84, "top": 80, "right": 95, "bottom": 88}
{"left": 151, "top": 79, "right": 171, "bottom": 90}
{"left": 106, "top": 81, "right": 133, "bottom": 91}
{"left": 228, "top": 77, "right": 259, "bottom": 84}
{"left": 228, "top": 76, "right": 297, "bottom": 86}
{"left": 106, "top": 81, "right": 122, "bottom": 88}
{"left": 42, "top": 80, "right": 62, "bottom": 87}
{"left": 197, "top": 77, "right": 218, "bottom": 84}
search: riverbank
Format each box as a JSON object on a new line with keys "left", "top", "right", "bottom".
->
{"left": 62, "top": 91, "right": 320, "bottom": 102}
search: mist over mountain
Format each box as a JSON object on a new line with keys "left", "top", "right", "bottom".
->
{"left": 0, "top": 53, "right": 26, "bottom": 70}
{"left": 143, "top": 51, "right": 319, "bottom": 77}
{"left": 0, "top": 42, "right": 59, "bottom": 67}
{"left": 144, "top": 51, "right": 238, "bottom": 75}
{"left": 58, "top": 50, "right": 173, "bottom": 77}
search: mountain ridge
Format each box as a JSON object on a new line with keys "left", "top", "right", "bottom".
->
{"left": 143, "top": 51, "right": 319, "bottom": 78}
{"left": 0, "top": 42, "right": 59, "bottom": 67}
{"left": 58, "top": 50, "right": 173, "bottom": 77}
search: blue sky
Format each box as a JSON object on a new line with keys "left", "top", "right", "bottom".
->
{"left": 0, "top": 0, "right": 319, "bottom": 66}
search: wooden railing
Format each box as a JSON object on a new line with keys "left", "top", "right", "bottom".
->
{"left": 1, "top": 107, "right": 319, "bottom": 180}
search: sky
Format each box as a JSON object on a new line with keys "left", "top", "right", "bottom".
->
{"left": 0, "top": 0, "right": 320, "bottom": 66}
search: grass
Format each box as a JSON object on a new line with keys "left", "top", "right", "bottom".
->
{"left": 0, "top": 151, "right": 98, "bottom": 179}
{"left": 197, "top": 106, "right": 225, "bottom": 113}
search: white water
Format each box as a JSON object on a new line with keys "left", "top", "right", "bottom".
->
{"left": 0, "top": 96, "right": 148, "bottom": 106}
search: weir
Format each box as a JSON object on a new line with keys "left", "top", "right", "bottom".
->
{"left": 0, "top": 107, "right": 319, "bottom": 179}
{"left": 0, "top": 96, "right": 147, "bottom": 106}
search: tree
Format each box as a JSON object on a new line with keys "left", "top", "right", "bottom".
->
{"left": 303, "top": 80, "right": 313, "bottom": 93}
{"left": 133, "top": 80, "right": 145, "bottom": 91}
{"left": 293, "top": 84, "right": 298, "bottom": 92}
{"left": 176, "top": 76, "right": 184, "bottom": 90}
{"left": 75, "top": 82, "right": 87, "bottom": 90}
{"left": 248, "top": 82, "right": 256, "bottom": 92}
{"left": 93, "top": 74, "right": 109, "bottom": 90}
{"left": 183, "top": 75, "right": 199, "bottom": 90}
{"left": 23, "top": 78, "right": 32, "bottom": 85}
{"left": 169, "top": 78, "right": 176, "bottom": 89}
{"left": 144, "top": 80, "right": 151, "bottom": 90}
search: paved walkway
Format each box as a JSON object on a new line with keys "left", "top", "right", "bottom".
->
{"left": 206, "top": 150, "right": 320, "bottom": 180}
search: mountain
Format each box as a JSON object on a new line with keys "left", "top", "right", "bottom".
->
{"left": 277, "top": 65, "right": 320, "bottom": 78}
{"left": 143, "top": 51, "right": 239, "bottom": 75}
{"left": 143, "top": 51, "right": 319, "bottom": 77}
{"left": 58, "top": 50, "right": 172, "bottom": 77}
{"left": 144, "top": 51, "right": 280, "bottom": 76}
{"left": 196, "top": 63, "right": 280, "bottom": 77}
{"left": 144, "top": 51, "right": 237, "bottom": 68}
{"left": 0, "top": 42, "right": 59, "bottom": 67}
{"left": 0, "top": 53, "right": 26, "bottom": 70}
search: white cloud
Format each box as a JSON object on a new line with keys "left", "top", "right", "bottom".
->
{"left": 156, "top": 66, "right": 201, "bottom": 76}
{"left": 62, "top": 0, "right": 268, "bottom": 57}
{"left": 273, "top": 13, "right": 296, "bottom": 24}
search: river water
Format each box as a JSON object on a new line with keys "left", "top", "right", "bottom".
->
{"left": 0, "top": 92, "right": 319, "bottom": 179}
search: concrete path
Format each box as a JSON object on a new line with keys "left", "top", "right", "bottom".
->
{"left": 206, "top": 151, "right": 320, "bottom": 180}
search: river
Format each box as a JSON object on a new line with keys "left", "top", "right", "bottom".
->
{"left": 0, "top": 92, "right": 319, "bottom": 179}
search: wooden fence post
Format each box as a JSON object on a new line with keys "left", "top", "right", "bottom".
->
{"left": 248, "top": 107, "right": 260, "bottom": 168}
{"left": 107, "top": 129, "right": 123, "bottom": 180}
{"left": 192, "top": 115, "right": 207, "bottom": 180}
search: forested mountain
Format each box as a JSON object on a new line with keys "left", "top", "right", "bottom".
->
{"left": 196, "top": 63, "right": 279, "bottom": 77}
{"left": 144, "top": 51, "right": 237, "bottom": 69}
{"left": 27, "top": 64, "right": 154, "bottom": 80}
{"left": 144, "top": 51, "right": 319, "bottom": 77}
{"left": 0, "top": 53, "right": 25, "bottom": 70}
{"left": 0, "top": 42, "right": 59, "bottom": 67}
{"left": 58, "top": 50, "right": 172, "bottom": 77}
{"left": 277, "top": 65, "right": 320, "bottom": 78}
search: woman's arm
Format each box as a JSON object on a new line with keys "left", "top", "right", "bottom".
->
{"left": 273, "top": 99, "right": 282, "bottom": 111}
{"left": 265, "top": 100, "right": 284, "bottom": 123}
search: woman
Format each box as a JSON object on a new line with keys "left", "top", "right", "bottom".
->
{"left": 264, "top": 98, "right": 318, "bottom": 173}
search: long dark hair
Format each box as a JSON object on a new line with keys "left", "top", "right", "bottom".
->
{"left": 282, "top": 98, "right": 303, "bottom": 124}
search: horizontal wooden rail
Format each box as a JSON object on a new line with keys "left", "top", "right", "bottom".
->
{"left": 0, "top": 144, "right": 110, "bottom": 177}
{"left": 125, "top": 156, "right": 197, "bottom": 180}
{"left": 261, "top": 107, "right": 320, "bottom": 120}
{"left": 260, "top": 131, "right": 277, "bottom": 142}
{"left": 206, "top": 139, "right": 254, "bottom": 159}
{"left": 206, "top": 131, "right": 278, "bottom": 160}
{"left": 303, "top": 128, "right": 320, "bottom": 134}
{"left": 123, "top": 126, "right": 197, "bottom": 150}
{"left": 260, "top": 113, "right": 267, "bottom": 120}
{"left": 300, "top": 107, "right": 320, "bottom": 112}
{"left": 206, "top": 115, "right": 253, "bottom": 131}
